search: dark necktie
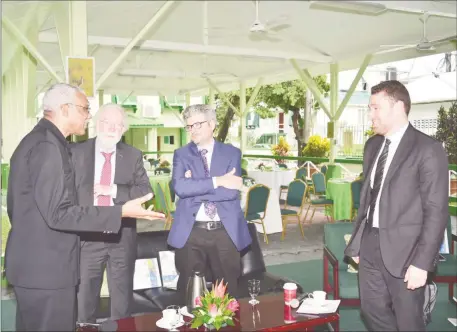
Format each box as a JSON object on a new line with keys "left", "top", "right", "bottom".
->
{"left": 98, "top": 152, "right": 114, "bottom": 206}
{"left": 367, "top": 139, "right": 391, "bottom": 226}
{"left": 199, "top": 149, "right": 217, "bottom": 219}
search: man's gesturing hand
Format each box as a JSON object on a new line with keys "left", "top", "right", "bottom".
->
{"left": 216, "top": 168, "right": 243, "bottom": 190}
{"left": 122, "top": 193, "right": 165, "bottom": 220}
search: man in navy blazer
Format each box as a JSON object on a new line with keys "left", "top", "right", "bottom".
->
{"left": 168, "top": 104, "right": 251, "bottom": 300}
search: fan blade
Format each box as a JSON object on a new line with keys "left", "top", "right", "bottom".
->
{"left": 269, "top": 23, "right": 291, "bottom": 33}
{"left": 379, "top": 44, "right": 415, "bottom": 48}
{"left": 429, "top": 35, "right": 457, "bottom": 46}
{"left": 249, "top": 33, "right": 282, "bottom": 43}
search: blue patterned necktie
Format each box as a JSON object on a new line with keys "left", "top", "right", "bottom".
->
{"left": 200, "top": 149, "right": 217, "bottom": 219}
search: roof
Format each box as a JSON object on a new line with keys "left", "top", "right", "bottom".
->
{"left": 3, "top": 1, "right": 456, "bottom": 96}
{"left": 127, "top": 109, "right": 184, "bottom": 128}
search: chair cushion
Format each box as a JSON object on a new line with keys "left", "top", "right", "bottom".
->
{"left": 328, "top": 269, "right": 360, "bottom": 299}
{"left": 281, "top": 209, "right": 297, "bottom": 215}
{"left": 436, "top": 254, "right": 457, "bottom": 277}
{"left": 280, "top": 185, "right": 288, "bottom": 189}
{"left": 279, "top": 199, "right": 286, "bottom": 205}
{"left": 246, "top": 213, "right": 261, "bottom": 221}
{"left": 311, "top": 198, "right": 334, "bottom": 205}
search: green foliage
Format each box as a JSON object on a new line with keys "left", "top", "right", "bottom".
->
{"left": 434, "top": 101, "right": 457, "bottom": 164}
{"left": 191, "top": 281, "right": 238, "bottom": 330}
{"left": 302, "top": 135, "right": 331, "bottom": 158}
{"left": 271, "top": 136, "right": 291, "bottom": 163}
{"left": 364, "top": 127, "right": 375, "bottom": 138}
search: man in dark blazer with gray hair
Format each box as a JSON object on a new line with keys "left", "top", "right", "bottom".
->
{"left": 345, "top": 80, "right": 449, "bottom": 331}
{"left": 72, "top": 103, "right": 153, "bottom": 323}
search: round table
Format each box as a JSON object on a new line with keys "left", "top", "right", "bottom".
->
{"left": 248, "top": 169, "right": 296, "bottom": 193}
{"left": 326, "top": 178, "right": 353, "bottom": 221}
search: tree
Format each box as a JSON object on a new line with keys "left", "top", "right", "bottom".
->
{"left": 214, "top": 89, "right": 276, "bottom": 143}
{"left": 253, "top": 76, "right": 330, "bottom": 157}
{"left": 435, "top": 101, "right": 457, "bottom": 164}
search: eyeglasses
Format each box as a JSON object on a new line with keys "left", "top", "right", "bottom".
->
{"left": 185, "top": 121, "right": 208, "bottom": 132}
{"left": 67, "top": 103, "right": 91, "bottom": 116}
{"left": 100, "top": 119, "right": 124, "bottom": 131}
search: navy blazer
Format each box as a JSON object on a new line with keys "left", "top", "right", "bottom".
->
{"left": 167, "top": 140, "right": 252, "bottom": 251}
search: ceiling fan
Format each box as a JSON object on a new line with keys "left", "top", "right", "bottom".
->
{"left": 379, "top": 12, "right": 457, "bottom": 52}
{"left": 211, "top": 0, "right": 291, "bottom": 42}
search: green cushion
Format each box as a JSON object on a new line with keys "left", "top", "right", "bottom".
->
{"left": 281, "top": 209, "right": 297, "bottom": 216}
{"left": 436, "top": 254, "right": 457, "bottom": 277}
{"left": 246, "top": 213, "right": 261, "bottom": 221}
{"left": 311, "top": 198, "right": 334, "bottom": 205}
{"left": 324, "top": 223, "right": 355, "bottom": 270}
{"left": 328, "top": 269, "right": 360, "bottom": 299}
{"left": 246, "top": 185, "right": 269, "bottom": 215}
{"left": 279, "top": 199, "right": 286, "bottom": 205}
{"left": 280, "top": 185, "right": 288, "bottom": 190}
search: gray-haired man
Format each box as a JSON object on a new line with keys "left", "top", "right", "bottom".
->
{"left": 5, "top": 84, "right": 164, "bottom": 331}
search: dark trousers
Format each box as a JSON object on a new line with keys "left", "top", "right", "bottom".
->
{"left": 359, "top": 227, "right": 425, "bottom": 331}
{"left": 175, "top": 226, "right": 241, "bottom": 302}
{"left": 77, "top": 231, "right": 136, "bottom": 323}
{"left": 14, "top": 286, "right": 76, "bottom": 331}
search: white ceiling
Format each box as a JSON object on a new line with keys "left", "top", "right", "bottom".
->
{"left": 2, "top": 0, "right": 457, "bottom": 96}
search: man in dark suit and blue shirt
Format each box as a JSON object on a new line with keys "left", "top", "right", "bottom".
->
{"left": 5, "top": 83, "right": 164, "bottom": 331}
{"left": 169, "top": 104, "right": 251, "bottom": 300}
{"left": 71, "top": 103, "right": 152, "bottom": 323}
{"left": 344, "top": 80, "right": 449, "bottom": 331}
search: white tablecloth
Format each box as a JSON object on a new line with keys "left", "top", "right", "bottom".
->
{"left": 248, "top": 169, "right": 296, "bottom": 193}
{"left": 240, "top": 187, "right": 283, "bottom": 235}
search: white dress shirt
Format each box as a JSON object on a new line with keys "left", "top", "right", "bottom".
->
{"left": 195, "top": 139, "right": 221, "bottom": 222}
{"left": 369, "top": 123, "right": 409, "bottom": 228}
{"left": 93, "top": 138, "right": 118, "bottom": 206}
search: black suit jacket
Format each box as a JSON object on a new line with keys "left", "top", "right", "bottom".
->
{"left": 71, "top": 138, "right": 152, "bottom": 242}
{"left": 345, "top": 124, "right": 449, "bottom": 278}
{"left": 5, "top": 119, "right": 122, "bottom": 290}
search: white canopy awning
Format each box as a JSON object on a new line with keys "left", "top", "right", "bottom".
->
{"left": 3, "top": 1, "right": 456, "bottom": 95}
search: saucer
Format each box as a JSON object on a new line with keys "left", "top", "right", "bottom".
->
{"left": 180, "top": 306, "right": 195, "bottom": 318}
{"left": 156, "top": 317, "right": 185, "bottom": 330}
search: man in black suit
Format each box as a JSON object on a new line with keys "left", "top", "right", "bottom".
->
{"left": 345, "top": 80, "right": 449, "bottom": 331}
{"left": 72, "top": 103, "right": 152, "bottom": 322}
{"left": 5, "top": 83, "right": 164, "bottom": 331}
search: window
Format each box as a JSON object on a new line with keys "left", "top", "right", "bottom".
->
{"left": 164, "top": 135, "right": 175, "bottom": 145}
{"left": 169, "top": 136, "right": 175, "bottom": 145}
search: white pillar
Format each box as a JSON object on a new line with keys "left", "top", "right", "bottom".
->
{"left": 239, "top": 81, "right": 247, "bottom": 153}
{"left": 148, "top": 128, "right": 158, "bottom": 159}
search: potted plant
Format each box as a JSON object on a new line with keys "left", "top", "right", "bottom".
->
{"left": 271, "top": 136, "right": 291, "bottom": 164}
{"left": 302, "top": 135, "right": 330, "bottom": 176}
{"left": 191, "top": 280, "right": 239, "bottom": 330}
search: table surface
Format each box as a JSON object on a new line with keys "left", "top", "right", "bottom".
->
{"left": 83, "top": 294, "right": 339, "bottom": 332}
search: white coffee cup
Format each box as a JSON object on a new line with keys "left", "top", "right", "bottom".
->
{"left": 308, "top": 290, "right": 326, "bottom": 306}
{"left": 162, "top": 308, "right": 178, "bottom": 324}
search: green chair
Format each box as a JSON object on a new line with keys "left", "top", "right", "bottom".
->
{"left": 321, "top": 165, "right": 328, "bottom": 175}
{"left": 303, "top": 173, "right": 334, "bottom": 223}
{"left": 323, "top": 222, "right": 361, "bottom": 306}
{"left": 279, "top": 166, "right": 309, "bottom": 203}
{"left": 281, "top": 180, "right": 307, "bottom": 241}
{"left": 350, "top": 179, "right": 362, "bottom": 221}
{"left": 278, "top": 163, "right": 288, "bottom": 169}
{"left": 156, "top": 183, "right": 174, "bottom": 230}
{"left": 434, "top": 217, "right": 457, "bottom": 302}
{"left": 244, "top": 184, "right": 270, "bottom": 244}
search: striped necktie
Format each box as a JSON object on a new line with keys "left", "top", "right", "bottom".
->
{"left": 200, "top": 149, "right": 217, "bottom": 219}
{"left": 367, "top": 139, "right": 391, "bottom": 226}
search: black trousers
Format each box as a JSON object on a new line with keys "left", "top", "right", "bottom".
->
{"left": 175, "top": 226, "right": 241, "bottom": 302}
{"left": 14, "top": 286, "right": 76, "bottom": 331}
{"left": 77, "top": 231, "right": 136, "bottom": 323}
{"left": 359, "top": 227, "right": 425, "bottom": 331}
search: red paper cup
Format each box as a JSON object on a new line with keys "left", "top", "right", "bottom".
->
{"left": 284, "top": 304, "right": 296, "bottom": 324}
{"left": 283, "top": 282, "right": 297, "bottom": 305}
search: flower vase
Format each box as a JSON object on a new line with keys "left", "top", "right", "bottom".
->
{"left": 204, "top": 322, "right": 227, "bottom": 330}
